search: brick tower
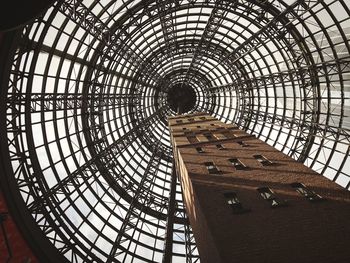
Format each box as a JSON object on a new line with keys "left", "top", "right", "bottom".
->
{"left": 169, "top": 112, "right": 350, "bottom": 263}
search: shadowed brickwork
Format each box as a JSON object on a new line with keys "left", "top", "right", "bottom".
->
{"left": 0, "top": 191, "right": 38, "bottom": 263}
{"left": 169, "top": 112, "right": 350, "bottom": 263}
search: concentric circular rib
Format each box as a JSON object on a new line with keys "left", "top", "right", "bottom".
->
{"left": 0, "top": 0, "right": 349, "bottom": 262}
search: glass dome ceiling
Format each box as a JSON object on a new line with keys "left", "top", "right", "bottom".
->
{"left": 0, "top": 0, "right": 349, "bottom": 262}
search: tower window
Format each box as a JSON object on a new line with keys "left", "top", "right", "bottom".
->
{"left": 237, "top": 141, "right": 249, "bottom": 147}
{"left": 196, "top": 147, "right": 205, "bottom": 153}
{"left": 204, "top": 162, "right": 220, "bottom": 174}
{"left": 216, "top": 144, "right": 225, "bottom": 150}
{"left": 221, "top": 130, "right": 236, "bottom": 139}
{"left": 203, "top": 132, "right": 216, "bottom": 141}
{"left": 223, "top": 192, "right": 250, "bottom": 214}
{"left": 291, "top": 183, "right": 325, "bottom": 202}
{"left": 253, "top": 154, "right": 273, "bottom": 166}
{"left": 199, "top": 116, "right": 206, "bottom": 120}
{"left": 187, "top": 135, "right": 199, "bottom": 144}
{"left": 257, "top": 187, "right": 287, "bottom": 208}
{"left": 185, "top": 132, "right": 199, "bottom": 144}
{"left": 228, "top": 158, "right": 246, "bottom": 170}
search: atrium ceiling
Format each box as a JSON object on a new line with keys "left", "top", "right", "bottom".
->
{"left": 0, "top": 0, "right": 349, "bottom": 262}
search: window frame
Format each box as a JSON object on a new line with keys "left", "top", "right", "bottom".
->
{"left": 290, "top": 183, "right": 325, "bottom": 202}
{"left": 196, "top": 147, "right": 205, "bottom": 153}
{"left": 253, "top": 154, "right": 273, "bottom": 166}
{"left": 257, "top": 187, "right": 287, "bottom": 208}
{"left": 228, "top": 158, "right": 246, "bottom": 170}
{"left": 223, "top": 192, "right": 250, "bottom": 214}
{"left": 204, "top": 161, "right": 221, "bottom": 174}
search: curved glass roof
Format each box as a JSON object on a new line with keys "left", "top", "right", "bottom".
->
{"left": 0, "top": 0, "right": 349, "bottom": 262}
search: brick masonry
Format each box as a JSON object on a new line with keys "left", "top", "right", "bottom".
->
{"left": 169, "top": 112, "right": 350, "bottom": 263}
{"left": 0, "top": 191, "right": 38, "bottom": 263}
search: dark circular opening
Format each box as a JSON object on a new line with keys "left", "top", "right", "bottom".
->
{"left": 167, "top": 84, "right": 196, "bottom": 114}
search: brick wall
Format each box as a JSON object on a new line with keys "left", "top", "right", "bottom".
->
{"left": 169, "top": 112, "right": 350, "bottom": 263}
{"left": 0, "top": 192, "right": 38, "bottom": 263}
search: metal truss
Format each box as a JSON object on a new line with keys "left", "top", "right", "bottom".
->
{"left": 156, "top": 0, "right": 177, "bottom": 56}
{"left": 7, "top": 92, "right": 137, "bottom": 112}
{"left": 181, "top": 0, "right": 238, "bottom": 86}
{"left": 209, "top": 58, "right": 350, "bottom": 159}
{"left": 162, "top": 163, "right": 177, "bottom": 263}
{"left": 209, "top": 0, "right": 322, "bottom": 163}
{"left": 106, "top": 152, "right": 162, "bottom": 263}
{"left": 0, "top": 0, "right": 350, "bottom": 263}
{"left": 184, "top": 221, "right": 199, "bottom": 263}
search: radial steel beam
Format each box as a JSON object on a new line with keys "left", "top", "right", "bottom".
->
{"left": 184, "top": 220, "right": 199, "bottom": 263}
{"left": 208, "top": 57, "right": 350, "bottom": 162}
{"left": 156, "top": 0, "right": 177, "bottom": 55}
{"left": 234, "top": 1, "right": 321, "bottom": 137}
{"left": 247, "top": 109, "right": 350, "bottom": 143}
{"left": 106, "top": 151, "right": 162, "bottom": 262}
{"left": 5, "top": 99, "right": 167, "bottom": 262}
{"left": 202, "top": 0, "right": 324, "bottom": 164}
{"left": 209, "top": 58, "right": 350, "bottom": 94}
{"left": 162, "top": 162, "right": 177, "bottom": 263}
{"left": 18, "top": 40, "right": 154, "bottom": 88}
{"left": 181, "top": 0, "right": 236, "bottom": 87}
{"left": 59, "top": 0, "right": 164, "bottom": 86}
{"left": 211, "top": 0, "right": 322, "bottom": 73}
{"left": 6, "top": 93, "right": 137, "bottom": 112}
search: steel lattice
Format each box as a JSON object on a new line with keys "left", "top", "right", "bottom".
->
{"left": 0, "top": 0, "right": 349, "bottom": 262}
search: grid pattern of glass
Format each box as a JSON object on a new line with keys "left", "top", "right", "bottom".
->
{"left": 0, "top": 0, "right": 349, "bottom": 262}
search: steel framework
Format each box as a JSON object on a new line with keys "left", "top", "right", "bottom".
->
{"left": 0, "top": 0, "right": 349, "bottom": 262}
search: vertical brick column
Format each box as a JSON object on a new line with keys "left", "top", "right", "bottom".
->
{"left": 169, "top": 112, "right": 350, "bottom": 263}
